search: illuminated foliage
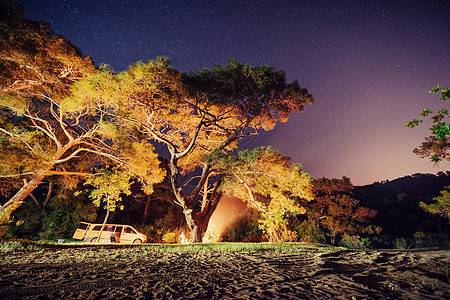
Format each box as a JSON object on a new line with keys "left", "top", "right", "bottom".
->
{"left": 70, "top": 59, "right": 313, "bottom": 242}
{"left": 420, "top": 190, "right": 450, "bottom": 224}
{"left": 217, "top": 146, "right": 314, "bottom": 242}
{"left": 0, "top": 4, "right": 165, "bottom": 219}
{"left": 82, "top": 166, "right": 133, "bottom": 240}
{"left": 84, "top": 167, "right": 132, "bottom": 212}
{"left": 406, "top": 85, "right": 450, "bottom": 163}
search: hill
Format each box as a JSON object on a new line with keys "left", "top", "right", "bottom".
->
{"left": 354, "top": 172, "right": 450, "bottom": 248}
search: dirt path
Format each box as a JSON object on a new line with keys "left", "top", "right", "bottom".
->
{"left": 0, "top": 247, "right": 448, "bottom": 299}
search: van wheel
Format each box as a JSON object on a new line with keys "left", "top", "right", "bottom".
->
{"left": 91, "top": 237, "right": 98, "bottom": 243}
{"left": 133, "top": 239, "right": 142, "bottom": 244}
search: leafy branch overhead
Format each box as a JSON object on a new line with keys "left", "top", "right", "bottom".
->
{"left": 406, "top": 85, "right": 450, "bottom": 163}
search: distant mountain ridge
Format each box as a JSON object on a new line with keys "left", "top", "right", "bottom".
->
{"left": 354, "top": 172, "right": 450, "bottom": 247}
{"left": 358, "top": 172, "right": 450, "bottom": 196}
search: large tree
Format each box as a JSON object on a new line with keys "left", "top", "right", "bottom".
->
{"left": 70, "top": 58, "right": 314, "bottom": 242}
{"left": 0, "top": 3, "right": 164, "bottom": 224}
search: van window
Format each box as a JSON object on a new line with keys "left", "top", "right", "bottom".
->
{"left": 124, "top": 227, "right": 137, "bottom": 234}
{"left": 77, "top": 223, "right": 88, "bottom": 230}
{"left": 92, "top": 225, "right": 102, "bottom": 231}
{"left": 103, "top": 225, "right": 115, "bottom": 232}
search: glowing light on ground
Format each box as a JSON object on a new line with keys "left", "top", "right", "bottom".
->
{"left": 179, "top": 232, "right": 188, "bottom": 244}
{"left": 203, "top": 195, "right": 247, "bottom": 242}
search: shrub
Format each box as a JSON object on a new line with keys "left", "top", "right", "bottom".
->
{"left": 295, "top": 220, "right": 326, "bottom": 243}
{"left": 141, "top": 226, "right": 164, "bottom": 243}
{"left": 413, "top": 231, "right": 426, "bottom": 248}
{"left": 162, "top": 231, "right": 177, "bottom": 244}
{"left": 394, "top": 238, "right": 409, "bottom": 249}
{"left": 202, "top": 230, "right": 222, "bottom": 243}
{"left": 339, "top": 235, "right": 370, "bottom": 249}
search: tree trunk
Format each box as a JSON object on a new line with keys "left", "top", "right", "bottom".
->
{"left": 182, "top": 207, "right": 202, "bottom": 243}
{"left": 183, "top": 191, "right": 223, "bottom": 243}
{"left": 42, "top": 181, "right": 53, "bottom": 208}
{"left": 97, "top": 198, "right": 111, "bottom": 242}
{"left": 0, "top": 171, "right": 47, "bottom": 214}
{"left": 193, "top": 210, "right": 215, "bottom": 242}
{"left": 141, "top": 195, "right": 151, "bottom": 228}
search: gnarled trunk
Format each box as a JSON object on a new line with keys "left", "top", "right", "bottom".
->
{"left": 182, "top": 191, "right": 223, "bottom": 243}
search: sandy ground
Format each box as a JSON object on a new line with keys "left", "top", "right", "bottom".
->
{"left": 0, "top": 246, "right": 449, "bottom": 299}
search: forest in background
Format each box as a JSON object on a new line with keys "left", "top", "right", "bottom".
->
{"left": 3, "top": 172, "right": 450, "bottom": 249}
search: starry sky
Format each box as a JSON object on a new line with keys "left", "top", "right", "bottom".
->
{"left": 19, "top": 0, "right": 449, "bottom": 185}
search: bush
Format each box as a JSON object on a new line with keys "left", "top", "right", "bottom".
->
{"left": 141, "top": 226, "right": 164, "bottom": 243}
{"left": 339, "top": 235, "right": 370, "bottom": 249}
{"left": 413, "top": 231, "right": 425, "bottom": 248}
{"left": 4, "top": 201, "right": 45, "bottom": 240}
{"left": 394, "top": 238, "right": 409, "bottom": 249}
{"left": 295, "top": 220, "right": 326, "bottom": 243}
{"left": 162, "top": 231, "right": 177, "bottom": 243}
{"left": 4, "top": 192, "right": 97, "bottom": 241}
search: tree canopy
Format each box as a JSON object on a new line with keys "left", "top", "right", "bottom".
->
{"left": 69, "top": 58, "right": 313, "bottom": 242}
{"left": 1, "top": 3, "right": 313, "bottom": 243}
{"left": 301, "top": 177, "right": 379, "bottom": 245}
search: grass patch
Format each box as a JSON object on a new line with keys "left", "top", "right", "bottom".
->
{"left": 0, "top": 239, "right": 342, "bottom": 254}
{"left": 0, "top": 240, "right": 25, "bottom": 253}
{"left": 140, "top": 242, "right": 341, "bottom": 253}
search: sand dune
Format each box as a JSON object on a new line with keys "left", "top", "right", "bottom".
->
{"left": 0, "top": 246, "right": 448, "bottom": 299}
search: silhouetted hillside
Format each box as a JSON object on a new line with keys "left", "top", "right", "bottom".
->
{"left": 354, "top": 172, "right": 450, "bottom": 248}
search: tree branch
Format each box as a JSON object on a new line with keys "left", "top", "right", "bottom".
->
{"left": 176, "top": 118, "right": 205, "bottom": 159}
{"left": 0, "top": 127, "right": 39, "bottom": 155}
{"left": 233, "top": 172, "right": 267, "bottom": 213}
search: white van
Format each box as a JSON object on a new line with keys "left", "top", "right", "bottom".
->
{"left": 73, "top": 222, "right": 147, "bottom": 244}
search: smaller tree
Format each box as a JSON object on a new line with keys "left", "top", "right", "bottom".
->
{"left": 81, "top": 166, "right": 133, "bottom": 241}
{"left": 216, "top": 146, "right": 314, "bottom": 242}
{"left": 307, "top": 177, "right": 379, "bottom": 245}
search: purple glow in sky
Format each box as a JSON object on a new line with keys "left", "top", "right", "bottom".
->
{"left": 19, "top": 0, "right": 450, "bottom": 185}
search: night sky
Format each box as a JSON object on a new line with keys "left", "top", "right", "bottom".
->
{"left": 19, "top": 0, "right": 449, "bottom": 185}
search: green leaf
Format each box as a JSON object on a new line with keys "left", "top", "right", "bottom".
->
{"left": 419, "top": 108, "right": 431, "bottom": 117}
{"left": 405, "top": 119, "right": 422, "bottom": 128}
